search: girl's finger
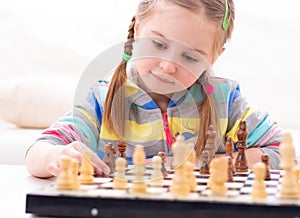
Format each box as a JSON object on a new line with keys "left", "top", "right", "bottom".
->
{"left": 47, "top": 162, "right": 60, "bottom": 177}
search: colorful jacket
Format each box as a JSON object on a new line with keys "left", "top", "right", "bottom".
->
{"left": 36, "top": 76, "right": 282, "bottom": 168}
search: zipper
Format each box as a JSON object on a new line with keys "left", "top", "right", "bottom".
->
{"left": 162, "top": 113, "right": 173, "bottom": 147}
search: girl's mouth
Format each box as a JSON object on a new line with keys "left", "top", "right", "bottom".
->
{"left": 151, "top": 71, "right": 174, "bottom": 83}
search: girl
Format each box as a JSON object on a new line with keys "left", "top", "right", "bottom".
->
{"left": 25, "top": 0, "right": 282, "bottom": 178}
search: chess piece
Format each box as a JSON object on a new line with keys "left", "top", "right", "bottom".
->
{"left": 187, "top": 159, "right": 197, "bottom": 192}
{"left": 293, "top": 166, "right": 300, "bottom": 198}
{"left": 261, "top": 154, "right": 271, "bottom": 180}
{"left": 208, "top": 157, "right": 228, "bottom": 195}
{"left": 117, "top": 141, "right": 127, "bottom": 159}
{"left": 226, "top": 156, "right": 234, "bottom": 182}
{"left": 234, "top": 120, "right": 248, "bottom": 172}
{"left": 113, "top": 157, "right": 128, "bottom": 189}
{"left": 225, "top": 136, "right": 234, "bottom": 159}
{"left": 170, "top": 161, "right": 191, "bottom": 196}
{"left": 131, "top": 145, "right": 147, "bottom": 194}
{"left": 172, "top": 135, "right": 194, "bottom": 169}
{"left": 199, "top": 150, "right": 210, "bottom": 174}
{"left": 71, "top": 158, "right": 80, "bottom": 190}
{"left": 57, "top": 155, "right": 73, "bottom": 190}
{"left": 150, "top": 156, "right": 164, "bottom": 187}
{"left": 280, "top": 132, "right": 299, "bottom": 199}
{"left": 157, "top": 152, "right": 168, "bottom": 178}
{"left": 251, "top": 162, "right": 267, "bottom": 199}
{"left": 79, "top": 153, "right": 94, "bottom": 184}
{"left": 204, "top": 125, "right": 217, "bottom": 161}
{"left": 103, "top": 143, "right": 117, "bottom": 174}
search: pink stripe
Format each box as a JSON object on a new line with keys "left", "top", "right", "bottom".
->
{"left": 162, "top": 113, "right": 173, "bottom": 147}
{"left": 42, "top": 129, "right": 70, "bottom": 144}
{"left": 58, "top": 124, "right": 81, "bottom": 141}
{"left": 257, "top": 128, "right": 283, "bottom": 147}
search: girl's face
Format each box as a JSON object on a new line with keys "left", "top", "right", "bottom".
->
{"left": 132, "top": 1, "right": 217, "bottom": 94}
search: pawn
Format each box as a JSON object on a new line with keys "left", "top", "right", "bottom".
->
{"left": 170, "top": 162, "right": 191, "bottom": 196}
{"left": 150, "top": 156, "right": 164, "bottom": 187}
{"left": 79, "top": 153, "right": 94, "bottom": 185}
{"left": 199, "top": 150, "right": 210, "bottom": 174}
{"left": 131, "top": 145, "right": 147, "bottom": 194}
{"left": 117, "top": 141, "right": 127, "bottom": 159}
{"left": 57, "top": 155, "right": 73, "bottom": 190}
{"left": 226, "top": 156, "right": 234, "bottom": 182}
{"left": 280, "top": 132, "right": 299, "bottom": 199}
{"left": 113, "top": 157, "right": 128, "bottom": 189}
{"left": 70, "top": 158, "right": 80, "bottom": 190}
{"left": 261, "top": 154, "right": 271, "bottom": 180}
{"left": 251, "top": 162, "right": 267, "bottom": 199}
{"left": 157, "top": 152, "right": 168, "bottom": 178}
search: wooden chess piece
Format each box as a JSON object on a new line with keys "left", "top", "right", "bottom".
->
{"left": 251, "top": 162, "right": 267, "bottom": 199}
{"left": 117, "top": 141, "right": 127, "bottom": 158}
{"left": 150, "top": 156, "right": 164, "bottom": 187}
{"left": 71, "top": 158, "right": 80, "bottom": 190}
{"left": 226, "top": 156, "right": 234, "bottom": 182}
{"left": 157, "top": 151, "right": 168, "bottom": 178}
{"left": 261, "top": 154, "right": 271, "bottom": 180}
{"left": 293, "top": 166, "right": 300, "bottom": 198}
{"left": 279, "top": 132, "right": 299, "bottom": 199}
{"left": 187, "top": 159, "right": 197, "bottom": 192}
{"left": 208, "top": 157, "right": 228, "bottom": 195}
{"left": 57, "top": 155, "right": 73, "bottom": 190}
{"left": 199, "top": 150, "right": 210, "bottom": 174}
{"left": 103, "top": 143, "right": 117, "bottom": 174}
{"left": 79, "top": 153, "right": 94, "bottom": 185}
{"left": 131, "top": 145, "right": 147, "bottom": 194}
{"left": 205, "top": 125, "right": 217, "bottom": 161}
{"left": 171, "top": 135, "right": 193, "bottom": 169}
{"left": 170, "top": 161, "right": 191, "bottom": 196}
{"left": 234, "top": 120, "right": 248, "bottom": 172}
{"left": 225, "top": 136, "right": 235, "bottom": 178}
{"left": 225, "top": 136, "right": 234, "bottom": 158}
{"left": 113, "top": 157, "right": 128, "bottom": 190}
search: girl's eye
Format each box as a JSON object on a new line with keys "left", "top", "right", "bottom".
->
{"left": 182, "top": 52, "right": 198, "bottom": 62}
{"left": 152, "top": 40, "right": 167, "bottom": 50}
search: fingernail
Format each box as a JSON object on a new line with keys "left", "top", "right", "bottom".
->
{"left": 103, "top": 167, "right": 110, "bottom": 175}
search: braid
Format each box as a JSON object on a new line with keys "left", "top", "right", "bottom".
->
{"left": 195, "top": 73, "right": 218, "bottom": 157}
{"left": 103, "top": 16, "right": 136, "bottom": 137}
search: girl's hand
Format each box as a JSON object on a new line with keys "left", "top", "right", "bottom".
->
{"left": 47, "top": 141, "right": 110, "bottom": 177}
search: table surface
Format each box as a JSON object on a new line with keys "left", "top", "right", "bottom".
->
{"left": 0, "top": 164, "right": 54, "bottom": 218}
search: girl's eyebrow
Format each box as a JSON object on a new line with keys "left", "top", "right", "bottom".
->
{"left": 150, "top": 30, "right": 208, "bottom": 56}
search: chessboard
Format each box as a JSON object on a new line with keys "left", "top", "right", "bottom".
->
{"left": 26, "top": 166, "right": 300, "bottom": 218}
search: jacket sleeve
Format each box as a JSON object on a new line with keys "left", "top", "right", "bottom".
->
{"left": 225, "top": 81, "right": 283, "bottom": 169}
{"left": 34, "top": 81, "right": 108, "bottom": 157}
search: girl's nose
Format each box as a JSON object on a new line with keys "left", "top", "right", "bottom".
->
{"left": 159, "top": 60, "right": 177, "bottom": 74}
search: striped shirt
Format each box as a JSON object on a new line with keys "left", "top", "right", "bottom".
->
{"left": 36, "top": 76, "right": 282, "bottom": 169}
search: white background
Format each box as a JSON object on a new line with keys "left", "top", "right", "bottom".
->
{"left": 0, "top": 0, "right": 299, "bottom": 128}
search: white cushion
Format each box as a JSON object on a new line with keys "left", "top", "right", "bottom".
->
{"left": 0, "top": 74, "right": 78, "bottom": 128}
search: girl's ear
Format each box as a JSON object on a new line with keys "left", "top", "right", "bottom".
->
{"left": 219, "top": 47, "right": 226, "bottom": 56}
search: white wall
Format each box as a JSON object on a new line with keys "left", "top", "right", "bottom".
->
{"left": 1, "top": 0, "right": 299, "bottom": 128}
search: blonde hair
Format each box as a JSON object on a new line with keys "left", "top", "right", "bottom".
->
{"left": 103, "top": 0, "right": 235, "bottom": 156}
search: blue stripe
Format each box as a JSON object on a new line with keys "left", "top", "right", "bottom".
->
{"left": 96, "top": 150, "right": 105, "bottom": 160}
{"left": 58, "top": 117, "right": 98, "bottom": 151}
{"left": 228, "top": 85, "right": 241, "bottom": 114}
{"left": 94, "top": 93, "right": 103, "bottom": 126}
{"left": 141, "top": 100, "right": 158, "bottom": 109}
{"left": 247, "top": 114, "right": 273, "bottom": 146}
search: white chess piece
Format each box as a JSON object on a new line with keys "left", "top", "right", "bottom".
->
{"left": 150, "top": 156, "right": 164, "bottom": 187}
